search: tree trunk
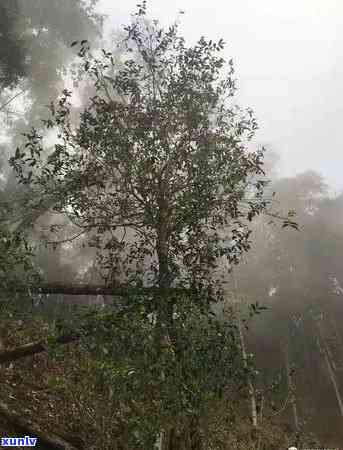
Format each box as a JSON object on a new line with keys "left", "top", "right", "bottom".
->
{"left": 156, "top": 209, "right": 174, "bottom": 450}
{"left": 329, "top": 313, "right": 343, "bottom": 371}
{"left": 232, "top": 274, "right": 258, "bottom": 428}
{"left": 237, "top": 317, "right": 258, "bottom": 428}
{"left": 316, "top": 318, "right": 343, "bottom": 417}
{"left": 283, "top": 340, "right": 299, "bottom": 431}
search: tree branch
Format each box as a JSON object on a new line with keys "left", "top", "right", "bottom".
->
{"left": 28, "top": 283, "right": 191, "bottom": 297}
{"left": 0, "top": 89, "right": 26, "bottom": 112}
{"left": 0, "top": 333, "right": 79, "bottom": 364}
{"left": 0, "top": 401, "right": 81, "bottom": 450}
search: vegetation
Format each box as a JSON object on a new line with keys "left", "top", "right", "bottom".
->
{"left": 0, "top": 2, "right": 342, "bottom": 449}
{"left": 8, "top": 3, "right": 274, "bottom": 447}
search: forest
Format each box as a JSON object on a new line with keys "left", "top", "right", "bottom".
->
{"left": 0, "top": 1, "right": 342, "bottom": 449}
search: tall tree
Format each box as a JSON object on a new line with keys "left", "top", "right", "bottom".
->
{"left": 0, "top": 0, "right": 26, "bottom": 90}
{"left": 11, "top": 3, "right": 267, "bottom": 306}
{"left": 10, "top": 4, "right": 270, "bottom": 447}
{"left": 0, "top": 0, "right": 103, "bottom": 179}
{"left": 0, "top": 0, "right": 102, "bottom": 93}
{"left": 0, "top": 0, "right": 103, "bottom": 285}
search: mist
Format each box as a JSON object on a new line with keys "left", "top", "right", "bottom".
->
{"left": 0, "top": 1, "right": 343, "bottom": 448}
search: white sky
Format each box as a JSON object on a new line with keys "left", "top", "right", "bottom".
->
{"left": 98, "top": 0, "right": 343, "bottom": 191}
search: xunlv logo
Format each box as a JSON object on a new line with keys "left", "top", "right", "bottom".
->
{"left": 1, "top": 436, "right": 37, "bottom": 446}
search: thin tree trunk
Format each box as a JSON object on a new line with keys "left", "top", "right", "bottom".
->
{"left": 237, "top": 317, "right": 258, "bottom": 428}
{"left": 283, "top": 340, "right": 299, "bottom": 431}
{"left": 329, "top": 313, "right": 343, "bottom": 370}
{"left": 232, "top": 274, "right": 258, "bottom": 428}
{"left": 156, "top": 208, "right": 175, "bottom": 450}
{"left": 316, "top": 318, "right": 343, "bottom": 417}
{"left": 259, "top": 393, "right": 264, "bottom": 423}
{"left": 330, "top": 313, "right": 343, "bottom": 349}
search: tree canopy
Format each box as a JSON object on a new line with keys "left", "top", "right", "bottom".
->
{"left": 11, "top": 4, "right": 268, "bottom": 309}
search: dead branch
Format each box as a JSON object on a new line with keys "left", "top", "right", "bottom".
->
{"left": 0, "top": 333, "right": 79, "bottom": 364}
{"left": 0, "top": 401, "right": 81, "bottom": 449}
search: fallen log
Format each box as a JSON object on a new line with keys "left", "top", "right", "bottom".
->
{"left": 0, "top": 401, "right": 81, "bottom": 449}
{"left": 0, "top": 333, "right": 79, "bottom": 364}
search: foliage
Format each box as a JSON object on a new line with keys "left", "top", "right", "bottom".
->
{"left": 10, "top": 3, "right": 268, "bottom": 305}
{"left": 0, "top": 0, "right": 103, "bottom": 224}
{"left": 50, "top": 302, "right": 247, "bottom": 448}
{"left": 0, "top": 191, "right": 40, "bottom": 295}
{"left": 0, "top": 225, "right": 40, "bottom": 295}
{"left": 8, "top": 3, "right": 274, "bottom": 447}
{"left": 229, "top": 171, "right": 343, "bottom": 445}
{"left": 0, "top": 0, "right": 102, "bottom": 92}
{"left": 0, "top": 0, "right": 26, "bottom": 89}
{"left": 0, "top": 303, "right": 301, "bottom": 450}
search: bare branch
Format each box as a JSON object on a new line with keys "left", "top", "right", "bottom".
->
{"left": 0, "top": 89, "right": 26, "bottom": 112}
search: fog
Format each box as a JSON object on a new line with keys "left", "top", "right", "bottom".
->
{"left": 99, "top": 0, "right": 343, "bottom": 192}
{"left": 1, "top": 1, "right": 343, "bottom": 447}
